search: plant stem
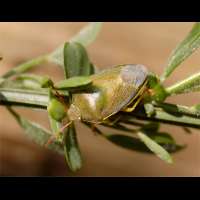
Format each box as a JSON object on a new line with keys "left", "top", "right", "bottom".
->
{"left": 128, "top": 106, "right": 200, "bottom": 129}
{"left": 1, "top": 86, "right": 200, "bottom": 129}
{"left": 153, "top": 102, "right": 200, "bottom": 118}
{"left": 2, "top": 54, "right": 48, "bottom": 79}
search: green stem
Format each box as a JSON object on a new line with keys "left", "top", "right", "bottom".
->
{"left": 2, "top": 54, "right": 48, "bottom": 79}
{"left": 153, "top": 102, "right": 200, "bottom": 118}
{"left": 1, "top": 87, "right": 200, "bottom": 129}
{"left": 129, "top": 106, "right": 200, "bottom": 129}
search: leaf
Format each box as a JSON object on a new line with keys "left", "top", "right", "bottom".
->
{"left": 141, "top": 122, "right": 160, "bottom": 133}
{"left": 137, "top": 131, "right": 173, "bottom": 164}
{"left": 63, "top": 42, "right": 91, "bottom": 78}
{"left": 161, "top": 22, "right": 200, "bottom": 81}
{"left": 0, "top": 77, "right": 40, "bottom": 90}
{"left": 0, "top": 88, "right": 48, "bottom": 108}
{"left": 151, "top": 132, "right": 185, "bottom": 153}
{"left": 49, "top": 22, "right": 103, "bottom": 66}
{"left": 17, "top": 74, "right": 54, "bottom": 89}
{"left": 106, "top": 134, "right": 182, "bottom": 155}
{"left": 107, "top": 134, "right": 152, "bottom": 153}
{"left": 70, "top": 22, "right": 103, "bottom": 46}
{"left": 148, "top": 132, "right": 175, "bottom": 144}
{"left": 54, "top": 76, "right": 92, "bottom": 89}
{"left": 7, "top": 107, "right": 64, "bottom": 154}
{"left": 2, "top": 55, "right": 48, "bottom": 79}
{"left": 0, "top": 74, "right": 53, "bottom": 91}
{"left": 63, "top": 122, "right": 82, "bottom": 172}
{"left": 16, "top": 74, "right": 53, "bottom": 89}
{"left": 166, "top": 71, "right": 200, "bottom": 95}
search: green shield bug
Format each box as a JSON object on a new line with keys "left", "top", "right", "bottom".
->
{"left": 67, "top": 64, "right": 148, "bottom": 123}
{"left": 46, "top": 64, "right": 149, "bottom": 145}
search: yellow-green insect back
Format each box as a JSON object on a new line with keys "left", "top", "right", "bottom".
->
{"left": 67, "top": 64, "right": 148, "bottom": 123}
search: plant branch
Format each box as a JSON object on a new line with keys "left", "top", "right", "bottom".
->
{"left": 127, "top": 106, "right": 200, "bottom": 129}
{"left": 2, "top": 54, "right": 48, "bottom": 79}
{"left": 1, "top": 87, "right": 200, "bottom": 129}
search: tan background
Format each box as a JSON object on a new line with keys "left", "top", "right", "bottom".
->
{"left": 0, "top": 22, "right": 200, "bottom": 176}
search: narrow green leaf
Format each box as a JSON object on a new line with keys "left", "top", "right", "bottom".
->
{"left": 0, "top": 88, "right": 48, "bottom": 108}
{"left": 137, "top": 131, "right": 173, "bottom": 163}
{"left": 107, "top": 134, "right": 152, "bottom": 153}
{"left": 106, "top": 134, "right": 182, "bottom": 154}
{"left": 49, "top": 22, "right": 103, "bottom": 66}
{"left": 2, "top": 55, "right": 48, "bottom": 79}
{"left": 0, "top": 78, "right": 38, "bottom": 89}
{"left": 0, "top": 74, "right": 53, "bottom": 91}
{"left": 70, "top": 22, "right": 103, "bottom": 46}
{"left": 54, "top": 76, "right": 92, "bottom": 89}
{"left": 148, "top": 132, "right": 175, "bottom": 144}
{"left": 63, "top": 123, "right": 82, "bottom": 172}
{"left": 7, "top": 107, "right": 63, "bottom": 154}
{"left": 161, "top": 143, "right": 186, "bottom": 153}
{"left": 17, "top": 74, "right": 53, "bottom": 89}
{"left": 141, "top": 122, "right": 160, "bottom": 133}
{"left": 15, "top": 74, "right": 53, "bottom": 89}
{"left": 166, "top": 71, "right": 200, "bottom": 95}
{"left": 154, "top": 101, "right": 200, "bottom": 118}
{"left": 63, "top": 42, "right": 91, "bottom": 78}
{"left": 161, "top": 22, "right": 200, "bottom": 81}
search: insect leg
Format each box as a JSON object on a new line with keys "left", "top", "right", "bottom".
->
{"left": 102, "top": 115, "right": 121, "bottom": 126}
{"left": 122, "top": 94, "right": 144, "bottom": 112}
{"left": 59, "top": 121, "right": 73, "bottom": 133}
{"left": 45, "top": 121, "right": 72, "bottom": 147}
{"left": 45, "top": 135, "right": 56, "bottom": 148}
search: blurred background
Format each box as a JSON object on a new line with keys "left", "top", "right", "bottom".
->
{"left": 0, "top": 22, "right": 200, "bottom": 176}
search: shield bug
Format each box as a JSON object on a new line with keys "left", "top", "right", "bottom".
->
{"left": 46, "top": 64, "right": 149, "bottom": 145}
{"left": 67, "top": 64, "right": 149, "bottom": 123}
